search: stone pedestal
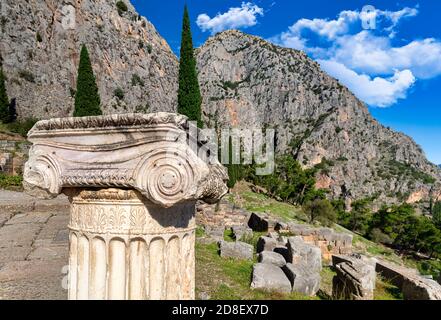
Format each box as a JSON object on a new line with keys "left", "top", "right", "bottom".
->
{"left": 67, "top": 188, "right": 196, "bottom": 300}
{"left": 22, "top": 113, "right": 228, "bottom": 300}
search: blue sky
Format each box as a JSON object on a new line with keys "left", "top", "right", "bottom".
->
{"left": 131, "top": 0, "right": 441, "bottom": 164}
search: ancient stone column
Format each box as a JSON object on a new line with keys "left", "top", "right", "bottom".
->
{"left": 22, "top": 113, "right": 228, "bottom": 300}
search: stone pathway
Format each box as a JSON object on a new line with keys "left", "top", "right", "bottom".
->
{"left": 0, "top": 190, "right": 69, "bottom": 300}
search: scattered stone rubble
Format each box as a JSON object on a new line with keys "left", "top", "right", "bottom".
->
{"left": 279, "top": 223, "right": 353, "bottom": 261}
{"left": 248, "top": 212, "right": 278, "bottom": 232}
{"left": 231, "top": 225, "right": 253, "bottom": 241}
{"left": 219, "top": 241, "right": 254, "bottom": 260}
{"left": 332, "top": 255, "right": 376, "bottom": 300}
{"left": 0, "top": 141, "right": 29, "bottom": 176}
{"left": 252, "top": 234, "right": 322, "bottom": 296}
{"left": 376, "top": 260, "right": 441, "bottom": 300}
{"left": 198, "top": 200, "right": 441, "bottom": 300}
{"left": 251, "top": 263, "right": 292, "bottom": 294}
{"left": 196, "top": 200, "right": 250, "bottom": 228}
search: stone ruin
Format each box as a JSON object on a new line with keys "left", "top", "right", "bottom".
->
{"left": 331, "top": 254, "right": 441, "bottom": 300}
{"left": 0, "top": 140, "right": 29, "bottom": 176}
{"left": 200, "top": 203, "right": 441, "bottom": 300}
{"left": 198, "top": 202, "right": 355, "bottom": 297}
{"left": 276, "top": 222, "right": 353, "bottom": 261}
{"left": 376, "top": 260, "right": 441, "bottom": 300}
{"left": 22, "top": 113, "right": 228, "bottom": 300}
{"left": 251, "top": 234, "right": 322, "bottom": 296}
{"left": 196, "top": 199, "right": 250, "bottom": 229}
{"left": 332, "top": 255, "right": 376, "bottom": 300}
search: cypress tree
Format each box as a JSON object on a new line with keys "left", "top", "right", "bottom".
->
{"left": 74, "top": 45, "right": 102, "bottom": 117}
{"left": 0, "top": 60, "right": 10, "bottom": 123}
{"left": 226, "top": 136, "right": 242, "bottom": 189}
{"left": 178, "top": 5, "right": 202, "bottom": 128}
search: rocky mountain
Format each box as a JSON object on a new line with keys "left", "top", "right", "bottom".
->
{"left": 0, "top": 0, "right": 178, "bottom": 118}
{"left": 196, "top": 30, "right": 441, "bottom": 207}
{"left": 1, "top": 0, "right": 439, "bottom": 207}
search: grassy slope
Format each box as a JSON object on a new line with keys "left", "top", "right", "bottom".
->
{"left": 195, "top": 182, "right": 403, "bottom": 300}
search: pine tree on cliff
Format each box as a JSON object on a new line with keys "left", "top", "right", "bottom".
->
{"left": 74, "top": 45, "right": 102, "bottom": 117}
{"left": 0, "top": 57, "right": 11, "bottom": 124}
{"left": 178, "top": 5, "right": 202, "bottom": 128}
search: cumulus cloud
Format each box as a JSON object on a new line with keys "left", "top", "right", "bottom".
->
{"left": 273, "top": 6, "right": 418, "bottom": 45}
{"left": 269, "top": 5, "right": 441, "bottom": 107}
{"left": 197, "top": 2, "right": 264, "bottom": 35}
{"left": 287, "top": 10, "right": 359, "bottom": 40}
{"left": 331, "top": 32, "right": 441, "bottom": 79}
{"left": 318, "top": 60, "right": 416, "bottom": 107}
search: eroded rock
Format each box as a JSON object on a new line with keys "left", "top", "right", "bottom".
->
{"left": 219, "top": 241, "right": 254, "bottom": 260}
{"left": 251, "top": 263, "right": 292, "bottom": 294}
{"left": 258, "top": 251, "right": 286, "bottom": 268}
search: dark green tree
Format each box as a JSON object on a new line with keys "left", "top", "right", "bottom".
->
{"left": 247, "top": 155, "right": 326, "bottom": 205}
{"left": 177, "top": 5, "right": 202, "bottom": 128}
{"left": 349, "top": 198, "right": 372, "bottom": 234}
{"left": 0, "top": 61, "right": 10, "bottom": 123}
{"left": 74, "top": 45, "right": 102, "bottom": 117}
{"left": 226, "top": 136, "right": 243, "bottom": 189}
{"left": 433, "top": 201, "right": 441, "bottom": 229}
{"left": 303, "top": 198, "right": 336, "bottom": 226}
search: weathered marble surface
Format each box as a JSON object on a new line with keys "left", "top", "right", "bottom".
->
{"left": 23, "top": 113, "right": 228, "bottom": 300}
{"left": 23, "top": 113, "right": 228, "bottom": 208}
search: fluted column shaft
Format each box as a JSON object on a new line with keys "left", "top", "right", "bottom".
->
{"left": 66, "top": 188, "right": 196, "bottom": 300}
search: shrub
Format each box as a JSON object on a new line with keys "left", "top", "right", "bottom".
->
{"left": 36, "top": 32, "right": 43, "bottom": 42}
{"left": 433, "top": 201, "right": 441, "bottom": 229}
{"left": 303, "top": 199, "right": 336, "bottom": 227}
{"left": 370, "top": 228, "right": 393, "bottom": 245}
{"left": 0, "top": 173, "right": 23, "bottom": 190}
{"left": 6, "top": 118, "right": 38, "bottom": 137}
{"left": 18, "top": 70, "right": 35, "bottom": 83}
{"left": 131, "top": 74, "right": 144, "bottom": 87}
{"left": 114, "top": 87, "right": 124, "bottom": 100}
{"left": 116, "top": 1, "right": 128, "bottom": 16}
{"left": 146, "top": 44, "right": 152, "bottom": 54}
{"left": 0, "top": 64, "right": 10, "bottom": 123}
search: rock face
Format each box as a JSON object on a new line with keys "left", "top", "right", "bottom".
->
{"left": 248, "top": 212, "right": 277, "bottom": 232}
{"left": 0, "top": 0, "right": 178, "bottom": 119}
{"left": 287, "top": 236, "right": 322, "bottom": 272}
{"left": 251, "top": 263, "right": 292, "bottom": 294}
{"left": 219, "top": 241, "right": 253, "bottom": 260}
{"left": 258, "top": 251, "right": 286, "bottom": 268}
{"left": 332, "top": 256, "right": 376, "bottom": 300}
{"left": 376, "top": 260, "right": 441, "bottom": 300}
{"left": 286, "top": 223, "right": 353, "bottom": 261}
{"left": 196, "top": 30, "right": 441, "bottom": 206}
{"left": 283, "top": 263, "right": 321, "bottom": 296}
{"left": 231, "top": 225, "right": 253, "bottom": 241}
{"left": 256, "top": 236, "right": 278, "bottom": 253}
{"left": 402, "top": 277, "right": 441, "bottom": 300}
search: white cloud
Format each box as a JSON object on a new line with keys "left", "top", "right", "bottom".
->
{"left": 273, "top": 6, "right": 418, "bottom": 45}
{"left": 269, "top": 5, "right": 441, "bottom": 107}
{"left": 318, "top": 60, "right": 416, "bottom": 107}
{"left": 197, "top": 2, "right": 264, "bottom": 35}
{"left": 330, "top": 32, "right": 441, "bottom": 79}
{"left": 288, "top": 10, "right": 359, "bottom": 40}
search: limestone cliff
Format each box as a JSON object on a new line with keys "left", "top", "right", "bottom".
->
{"left": 2, "top": 0, "right": 440, "bottom": 206}
{"left": 196, "top": 30, "right": 441, "bottom": 205}
{"left": 0, "top": 0, "right": 178, "bottom": 118}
